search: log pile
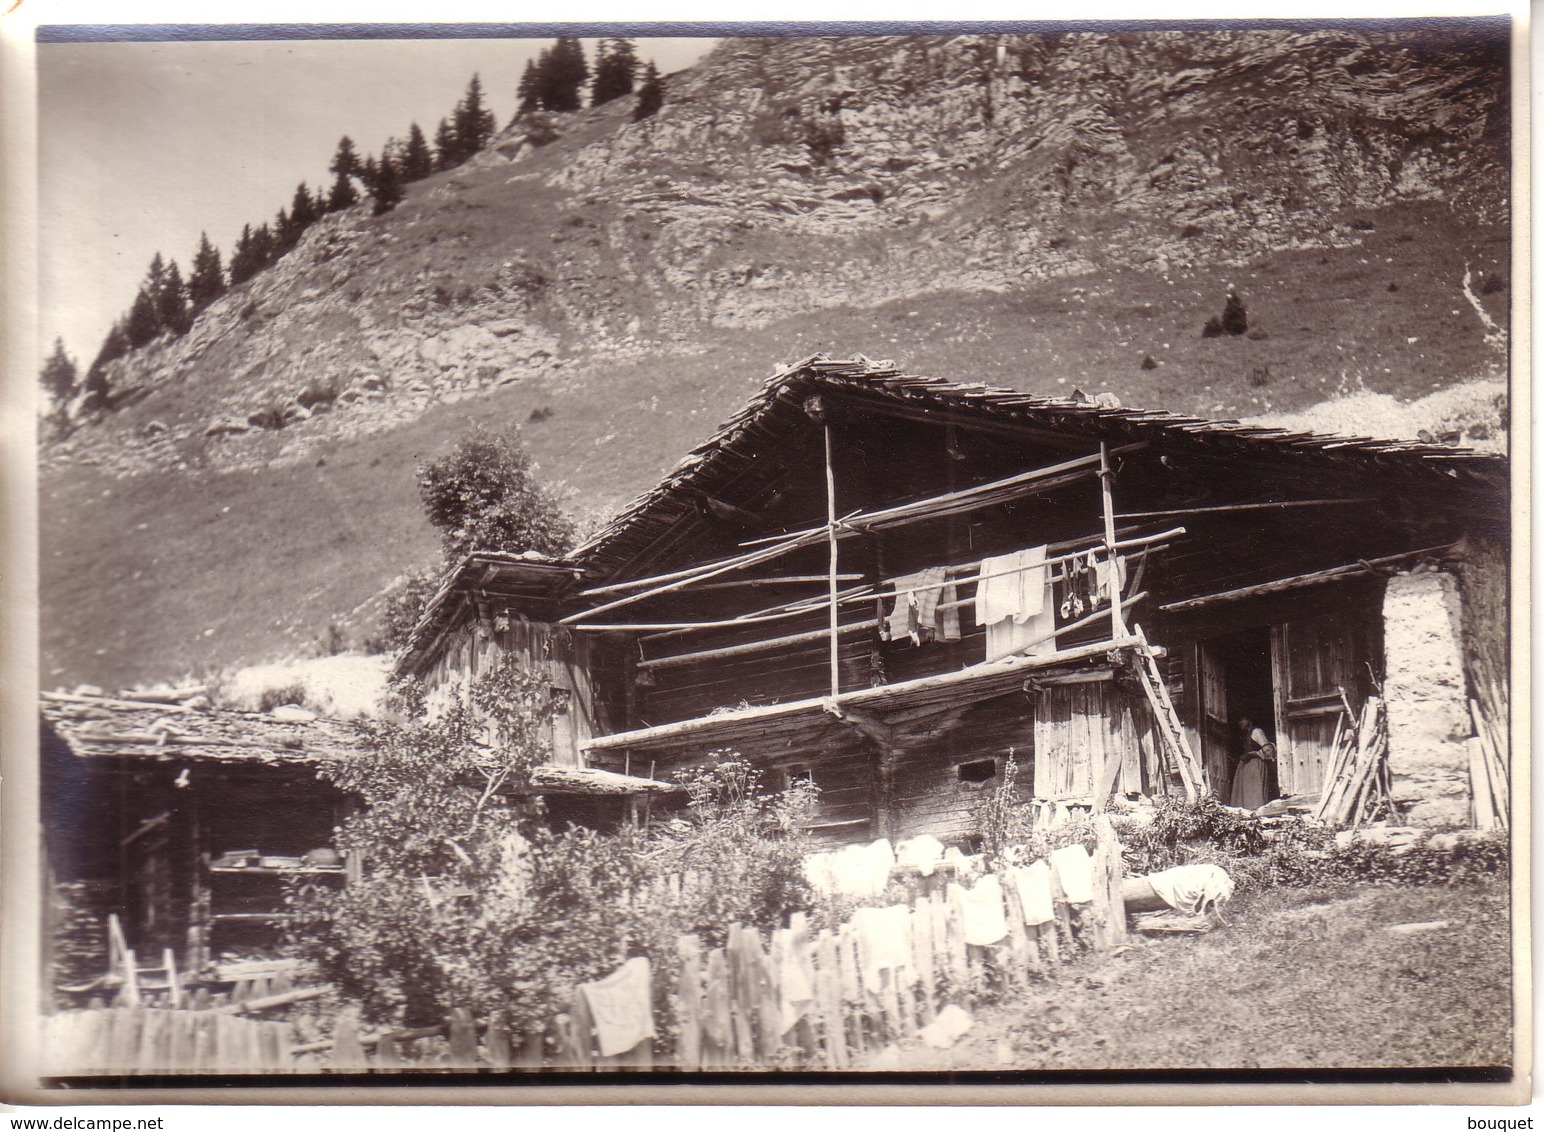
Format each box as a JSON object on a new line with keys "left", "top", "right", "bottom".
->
{"left": 1313, "top": 695, "right": 1391, "bottom": 828}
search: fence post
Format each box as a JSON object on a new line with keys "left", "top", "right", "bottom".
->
{"left": 448, "top": 1007, "right": 479, "bottom": 1069}
{"left": 485, "top": 1009, "right": 513, "bottom": 1070}
{"left": 329, "top": 1007, "right": 367, "bottom": 1071}
{"left": 673, "top": 934, "right": 703, "bottom": 1072}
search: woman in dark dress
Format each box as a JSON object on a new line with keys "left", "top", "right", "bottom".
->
{"left": 1229, "top": 716, "right": 1277, "bottom": 810}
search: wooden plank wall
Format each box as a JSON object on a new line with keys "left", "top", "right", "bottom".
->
{"left": 1032, "top": 681, "right": 1156, "bottom": 802}
{"left": 887, "top": 697, "right": 1036, "bottom": 844}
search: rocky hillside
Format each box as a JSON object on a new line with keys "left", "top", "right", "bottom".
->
{"left": 42, "top": 27, "right": 1511, "bottom": 688}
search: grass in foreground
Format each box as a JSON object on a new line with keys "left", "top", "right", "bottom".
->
{"left": 887, "top": 880, "right": 1512, "bottom": 1071}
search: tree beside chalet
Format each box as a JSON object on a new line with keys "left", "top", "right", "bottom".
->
{"left": 396, "top": 355, "right": 1511, "bottom": 841}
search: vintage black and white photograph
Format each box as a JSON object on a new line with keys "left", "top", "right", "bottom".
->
{"left": 13, "top": 12, "right": 1525, "bottom": 1096}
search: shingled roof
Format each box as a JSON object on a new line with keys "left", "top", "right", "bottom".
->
{"left": 41, "top": 692, "right": 362, "bottom": 767}
{"left": 570, "top": 354, "right": 1509, "bottom": 583}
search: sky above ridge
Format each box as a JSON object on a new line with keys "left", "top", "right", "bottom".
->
{"left": 37, "top": 34, "right": 715, "bottom": 364}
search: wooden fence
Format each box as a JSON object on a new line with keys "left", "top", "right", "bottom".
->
{"left": 43, "top": 1007, "right": 297, "bottom": 1075}
{"left": 667, "top": 814, "right": 1125, "bottom": 1070}
{"left": 44, "top": 818, "right": 1126, "bottom": 1075}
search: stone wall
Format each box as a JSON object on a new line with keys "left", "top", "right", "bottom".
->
{"left": 1382, "top": 569, "right": 1472, "bottom": 828}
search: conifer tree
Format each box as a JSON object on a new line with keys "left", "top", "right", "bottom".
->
{"left": 252, "top": 223, "right": 277, "bottom": 270}
{"left": 228, "top": 224, "right": 258, "bottom": 286}
{"left": 328, "top": 167, "right": 358, "bottom": 212}
{"left": 401, "top": 123, "right": 434, "bottom": 182}
{"left": 83, "top": 321, "right": 125, "bottom": 407}
{"left": 591, "top": 38, "right": 638, "bottom": 106}
{"left": 452, "top": 74, "right": 497, "bottom": 163}
{"left": 40, "top": 336, "right": 77, "bottom": 408}
{"left": 372, "top": 153, "right": 404, "bottom": 215}
{"left": 1221, "top": 287, "right": 1248, "bottom": 336}
{"left": 188, "top": 232, "right": 226, "bottom": 312}
{"left": 434, "top": 117, "right": 457, "bottom": 170}
{"left": 157, "top": 259, "right": 191, "bottom": 336}
{"left": 516, "top": 58, "right": 542, "bottom": 117}
{"left": 274, "top": 205, "right": 295, "bottom": 253}
{"left": 126, "top": 288, "right": 160, "bottom": 348}
{"left": 633, "top": 61, "right": 664, "bottom": 122}
{"left": 290, "top": 182, "right": 319, "bottom": 232}
{"left": 329, "top": 135, "right": 361, "bottom": 179}
{"left": 543, "top": 37, "right": 589, "bottom": 112}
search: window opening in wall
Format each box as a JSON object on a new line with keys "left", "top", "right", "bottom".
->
{"left": 957, "top": 758, "right": 997, "bottom": 784}
{"left": 784, "top": 765, "right": 813, "bottom": 788}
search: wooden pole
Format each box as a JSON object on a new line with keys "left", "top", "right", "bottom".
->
{"left": 825, "top": 421, "right": 841, "bottom": 699}
{"left": 1099, "top": 442, "right": 1126, "bottom": 639}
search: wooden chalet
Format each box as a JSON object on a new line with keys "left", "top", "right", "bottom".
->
{"left": 39, "top": 688, "right": 679, "bottom": 993}
{"left": 397, "top": 354, "right": 1510, "bottom": 844}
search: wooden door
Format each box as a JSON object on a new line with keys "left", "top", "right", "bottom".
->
{"left": 1270, "top": 612, "right": 1363, "bottom": 796}
{"left": 1197, "top": 645, "right": 1232, "bottom": 802}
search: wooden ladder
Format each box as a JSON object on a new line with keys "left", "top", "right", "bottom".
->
{"left": 1129, "top": 625, "right": 1207, "bottom": 801}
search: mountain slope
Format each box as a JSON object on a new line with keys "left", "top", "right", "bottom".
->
{"left": 41, "top": 27, "right": 1511, "bottom": 689}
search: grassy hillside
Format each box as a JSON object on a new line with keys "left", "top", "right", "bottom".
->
{"left": 40, "top": 197, "right": 1508, "bottom": 690}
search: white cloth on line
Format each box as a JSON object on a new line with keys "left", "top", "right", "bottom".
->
{"left": 577, "top": 956, "right": 656, "bottom": 1057}
{"left": 986, "top": 602, "right": 1057, "bottom": 659}
{"left": 1049, "top": 844, "right": 1096, "bottom": 905}
{"left": 974, "top": 547, "right": 1048, "bottom": 626}
{"left": 1008, "top": 860, "right": 1055, "bottom": 926}
{"left": 852, "top": 904, "right": 912, "bottom": 995}
{"left": 1145, "top": 863, "right": 1236, "bottom": 916}
{"left": 950, "top": 875, "right": 1008, "bottom": 946}
{"left": 1094, "top": 554, "right": 1128, "bottom": 605}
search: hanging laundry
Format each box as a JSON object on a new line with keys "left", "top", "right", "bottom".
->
{"left": 576, "top": 956, "right": 656, "bottom": 1057}
{"left": 896, "top": 834, "right": 946, "bottom": 877}
{"left": 867, "top": 838, "right": 897, "bottom": 895}
{"left": 950, "top": 875, "right": 1009, "bottom": 946}
{"left": 852, "top": 904, "right": 912, "bottom": 995}
{"left": 975, "top": 547, "right": 1047, "bottom": 626}
{"left": 942, "top": 845, "right": 980, "bottom": 880}
{"left": 1049, "top": 844, "right": 1095, "bottom": 904}
{"left": 986, "top": 602, "right": 1056, "bottom": 659}
{"left": 1093, "top": 553, "right": 1128, "bottom": 607}
{"left": 883, "top": 568, "right": 958, "bottom": 645}
{"left": 773, "top": 929, "right": 815, "bottom": 1032}
{"left": 1008, "top": 860, "right": 1055, "bottom": 926}
{"left": 803, "top": 852, "right": 836, "bottom": 896}
{"left": 1144, "top": 863, "right": 1236, "bottom": 916}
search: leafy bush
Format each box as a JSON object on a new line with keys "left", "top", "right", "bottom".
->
{"left": 1201, "top": 316, "right": 1225, "bottom": 339}
{"left": 291, "top": 680, "right": 819, "bottom": 1038}
{"left": 376, "top": 569, "right": 442, "bottom": 653}
{"left": 417, "top": 431, "right": 577, "bottom": 562}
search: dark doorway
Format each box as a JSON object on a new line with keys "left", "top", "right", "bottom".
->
{"left": 1195, "top": 626, "right": 1275, "bottom": 805}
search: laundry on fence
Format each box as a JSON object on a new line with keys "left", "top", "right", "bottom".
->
{"left": 806, "top": 838, "right": 897, "bottom": 899}
{"left": 1006, "top": 860, "right": 1055, "bottom": 926}
{"left": 1049, "top": 844, "right": 1095, "bottom": 905}
{"left": 852, "top": 904, "right": 913, "bottom": 995}
{"left": 951, "top": 874, "right": 1009, "bottom": 946}
{"left": 896, "top": 833, "right": 946, "bottom": 877}
{"left": 576, "top": 956, "right": 655, "bottom": 1057}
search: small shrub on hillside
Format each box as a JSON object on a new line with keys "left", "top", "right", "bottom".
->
{"left": 804, "top": 114, "right": 846, "bottom": 164}
{"left": 1180, "top": 223, "right": 1204, "bottom": 239}
{"left": 377, "top": 569, "right": 442, "bottom": 653}
{"left": 1387, "top": 282, "right": 1400, "bottom": 292}
{"left": 1221, "top": 288, "right": 1248, "bottom": 335}
{"left": 1350, "top": 217, "right": 1377, "bottom": 231}
{"left": 257, "top": 683, "right": 308, "bottom": 712}
{"left": 1250, "top": 365, "right": 1272, "bottom": 387}
{"left": 527, "top": 406, "right": 553, "bottom": 423}
{"left": 1479, "top": 272, "right": 1507, "bottom": 295}
{"left": 1140, "top": 354, "right": 1158, "bottom": 370}
{"left": 1202, "top": 316, "right": 1225, "bottom": 339}
{"left": 1247, "top": 327, "right": 1270, "bottom": 341}
{"left": 417, "top": 431, "right": 577, "bottom": 562}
